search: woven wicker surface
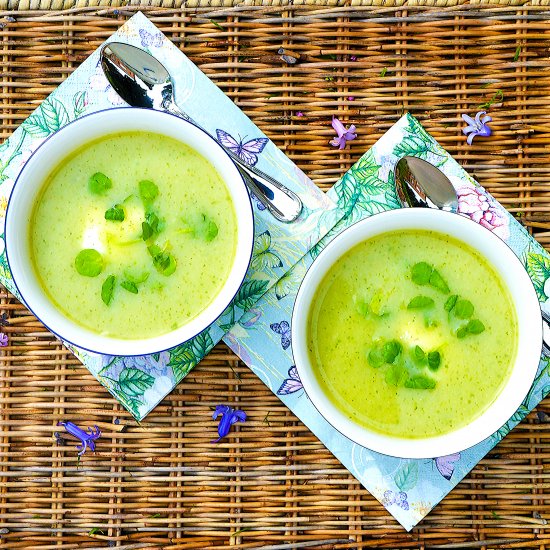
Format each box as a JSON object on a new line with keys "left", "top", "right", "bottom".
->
{"left": 1, "top": 5, "right": 550, "bottom": 549}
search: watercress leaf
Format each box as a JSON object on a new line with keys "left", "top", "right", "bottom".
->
{"left": 89, "top": 172, "right": 112, "bottom": 195}
{"left": 467, "top": 319, "right": 485, "bottom": 334}
{"left": 101, "top": 275, "right": 116, "bottom": 305}
{"left": 105, "top": 204, "right": 125, "bottom": 222}
{"left": 427, "top": 351, "right": 441, "bottom": 370}
{"left": 414, "top": 345, "right": 426, "bottom": 362}
{"left": 139, "top": 180, "right": 159, "bottom": 204}
{"left": 424, "top": 315, "right": 438, "bottom": 328}
{"left": 405, "top": 375, "right": 436, "bottom": 390}
{"left": 385, "top": 364, "right": 408, "bottom": 387}
{"left": 456, "top": 326, "right": 468, "bottom": 339}
{"left": 123, "top": 269, "right": 149, "bottom": 284}
{"left": 147, "top": 244, "right": 161, "bottom": 257}
{"left": 75, "top": 249, "right": 104, "bottom": 277}
{"left": 382, "top": 340, "right": 402, "bottom": 364}
{"left": 455, "top": 298, "right": 474, "bottom": 319}
{"left": 429, "top": 269, "right": 450, "bottom": 294}
{"left": 121, "top": 280, "right": 138, "bottom": 294}
{"left": 141, "top": 222, "right": 153, "bottom": 241}
{"left": 368, "top": 346, "right": 384, "bottom": 368}
{"left": 444, "top": 294, "right": 459, "bottom": 312}
{"left": 411, "top": 262, "right": 432, "bottom": 285}
{"left": 407, "top": 295, "right": 434, "bottom": 309}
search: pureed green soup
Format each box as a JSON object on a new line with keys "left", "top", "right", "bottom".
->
{"left": 307, "top": 230, "right": 518, "bottom": 439}
{"left": 30, "top": 131, "right": 237, "bottom": 339}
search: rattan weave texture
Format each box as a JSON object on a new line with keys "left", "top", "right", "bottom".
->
{"left": 1, "top": 5, "right": 550, "bottom": 549}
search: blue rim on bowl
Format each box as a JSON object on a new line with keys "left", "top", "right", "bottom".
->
{"left": 5, "top": 107, "right": 254, "bottom": 357}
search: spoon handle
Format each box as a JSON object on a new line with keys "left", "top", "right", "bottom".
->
{"left": 165, "top": 102, "right": 302, "bottom": 223}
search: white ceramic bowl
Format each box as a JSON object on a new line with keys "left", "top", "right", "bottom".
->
{"left": 5, "top": 107, "right": 254, "bottom": 356}
{"left": 292, "top": 208, "right": 542, "bottom": 458}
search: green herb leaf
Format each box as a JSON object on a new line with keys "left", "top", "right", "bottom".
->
{"left": 514, "top": 45, "right": 521, "bottom": 62}
{"left": 139, "top": 180, "right": 159, "bottom": 204}
{"left": 444, "top": 294, "right": 458, "bottom": 312}
{"left": 382, "top": 340, "right": 402, "bottom": 364}
{"left": 147, "top": 244, "right": 177, "bottom": 277}
{"left": 101, "top": 275, "right": 116, "bottom": 306}
{"left": 467, "top": 319, "right": 485, "bottom": 334}
{"left": 456, "top": 325, "right": 468, "bottom": 339}
{"left": 121, "top": 280, "right": 138, "bottom": 294}
{"left": 404, "top": 375, "right": 436, "bottom": 390}
{"left": 414, "top": 345, "right": 426, "bottom": 362}
{"left": 368, "top": 346, "right": 385, "bottom": 368}
{"left": 428, "top": 351, "right": 441, "bottom": 370}
{"left": 105, "top": 203, "right": 125, "bottom": 222}
{"left": 385, "top": 364, "right": 408, "bottom": 387}
{"left": 411, "top": 262, "right": 432, "bottom": 285}
{"left": 380, "top": 67, "right": 388, "bottom": 77}
{"left": 454, "top": 298, "right": 474, "bottom": 319}
{"left": 75, "top": 249, "right": 104, "bottom": 277}
{"left": 182, "top": 213, "right": 219, "bottom": 242}
{"left": 88, "top": 172, "right": 112, "bottom": 195}
{"left": 141, "top": 221, "right": 153, "bottom": 241}
{"left": 407, "top": 295, "right": 434, "bottom": 309}
{"left": 429, "top": 269, "right": 450, "bottom": 294}
{"left": 123, "top": 269, "right": 149, "bottom": 284}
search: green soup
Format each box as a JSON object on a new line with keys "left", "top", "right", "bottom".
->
{"left": 30, "top": 131, "right": 237, "bottom": 339}
{"left": 307, "top": 230, "right": 518, "bottom": 439}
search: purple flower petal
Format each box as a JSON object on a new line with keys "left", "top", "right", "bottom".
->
{"left": 57, "top": 421, "right": 101, "bottom": 456}
{"left": 0, "top": 333, "right": 7, "bottom": 347}
{"left": 211, "top": 405, "right": 247, "bottom": 442}
{"left": 461, "top": 110, "right": 492, "bottom": 145}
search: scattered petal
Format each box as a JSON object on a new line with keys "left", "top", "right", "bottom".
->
{"left": 0, "top": 333, "right": 7, "bottom": 347}
{"left": 57, "top": 421, "right": 101, "bottom": 456}
{"left": 461, "top": 110, "right": 492, "bottom": 144}
{"left": 347, "top": 96, "right": 355, "bottom": 101}
{"left": 330, "top": 116, "right": 357, "bottom": 149}
{"left": 296, "top": 111, "right": 304, "bottom": 117}
{"left": 350, "top": 55, "right": 357, "bottom": 61}
{"left": 212, "top": 405, "right": 247, "bottom": 442}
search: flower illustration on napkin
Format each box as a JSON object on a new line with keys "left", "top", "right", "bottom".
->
{"left": 457, "top": 186, "right": 509, "bottom": 240}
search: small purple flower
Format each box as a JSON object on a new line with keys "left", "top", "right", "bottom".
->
{"left": 212, "top": 405, "right": 246, "bottom": 442}
{"left": 350, "top": 55, "right": 357, "bottom": 61}
{"left": 330, "top": 116, "right": 357, "bottom": 149}
{"left": 461, "top": 111, "right": 492, "bottom": 145}
{"left": 57, "top": 421, "right": 101, "bottom": 455}
{"left": 296, "top": 111, "right": 304, "bottom": 117}
{"left": 0, "top": 333, "right": 7, "bottom": 347}
{"left": 347, "top": 96, "right": 355, "bottom": 101}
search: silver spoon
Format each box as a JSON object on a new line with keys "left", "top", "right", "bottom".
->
{"left": 394, "top": 155, "right": 550, "bottom": 356}
{"left": 100, "top": 42, "right": 303, "bottom": 223}
{"left": 394, "top": 156, "right": 458, "bottom": 213}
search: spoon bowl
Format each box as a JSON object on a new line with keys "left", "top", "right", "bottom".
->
{"left": 394, "top": 156, "right": 458, "bottom": 212}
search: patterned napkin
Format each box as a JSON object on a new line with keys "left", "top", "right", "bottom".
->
{"left": 225, "top": 113, "right": 550, "bottom": 530}
{"left": 0, "top": 12, "right": 342, "bottom": 420}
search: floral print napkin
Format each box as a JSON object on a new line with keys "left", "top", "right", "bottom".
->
{"left": 225, "top": 112, "right": 550, "bottom": 530}
{"left": 0, "top": 12, "right": 342, "bottom": 420}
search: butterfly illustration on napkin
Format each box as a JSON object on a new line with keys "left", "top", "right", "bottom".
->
{"left": 382, "top": 490, "right": 409, "bottom": 511}
{"left": 433, "top": 452, "right": 461, "bottom": 481}
{"left": 139, "top": 29, "right": 163, "bottom": 49}
{"left": 277, "top": 366, "right": 303, "bottom": 395}
{"left": 270, "top": 320, "right": 291, "bottom": 350}
{"left": 216, "top": 129, "right": 268, "bottom": 166}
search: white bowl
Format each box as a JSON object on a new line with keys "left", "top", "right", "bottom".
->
{"left": 292, "top": 208, "right": 542, "bottom": 458}
{"left": 5, "top": 107, "right": 254, "bottom": 356}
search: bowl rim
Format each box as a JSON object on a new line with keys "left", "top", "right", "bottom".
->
{"left": 292, "top": 208, "right": 543, "bottom": 459}
{"left": 5, "top": 106, "right": 254, "bottom": 357}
